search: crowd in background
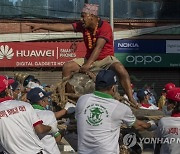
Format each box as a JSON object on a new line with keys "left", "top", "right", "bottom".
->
{"left": 0, "top": 72, "right": 179, "bottom": 154}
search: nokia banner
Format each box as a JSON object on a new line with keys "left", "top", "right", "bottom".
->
{"left": 114, "top": 39, "right": 180, "bottom": 67}
{"left": 114, "top": 39, "right": 166, "bottom": 53}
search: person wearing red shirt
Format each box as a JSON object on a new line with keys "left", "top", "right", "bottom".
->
{"left": 27, "top": 3, "right": 137, "bottom": 106}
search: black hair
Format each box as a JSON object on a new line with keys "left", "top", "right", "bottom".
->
{"left": 23, "top": 75, "right": 35, "bottom": 87}
{"left": 0, "top": 90, "right": 6, "bottom": 98}
{"left": 137, "top": 95, "right": 147, "bottom": 103}
{"left": 10, "top": 81, "right": 19, "bottom": 91}
{"left": 169, "top": 99, "right": 180, "bottom": 114}
{"left": 172, "top": 103, "right": 180, "bottom": 114}
{"left": 167, "top": 99, "right": 176, "bottom": 105}
{"left": 95, "top": 85, "right": 113, "bottom": 91}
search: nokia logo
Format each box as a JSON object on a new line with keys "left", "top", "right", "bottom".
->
{"left": 118, "top": 43, "right": 139, "bottom": 48}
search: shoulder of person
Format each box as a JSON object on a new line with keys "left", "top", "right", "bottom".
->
{"left": 116, "top": 100, "right": 132, "bottom": 110}
{"left": 78, "top": 93, "right": 93, "bottom": 100}
{"left": 37, "top": 109, "right": 54, "bottom": 116}
{"left": 16, "top": 100, "right": 32, "bottom": 107}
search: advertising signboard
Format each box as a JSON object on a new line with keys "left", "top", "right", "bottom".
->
{"left": 0, "top": 42, "right": 86, "bottom": 67}
{"left": 114, "top": 39, "right": 180, "bottom": 67}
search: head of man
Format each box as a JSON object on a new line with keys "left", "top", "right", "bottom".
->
{"left": 0, "top": 75, "right": 14, "bottom": 98}
{"left": 9, "top": 80, "right": 22, "bottom": 100}
{"left": 137, "top": 89, "right": 150, "bottom": 104}
{"left": 27, "top": 87, "right": 52, "bottom": 109}
{"left": 81, "top": 3, "right": 99, "bottom": 29}
{"left": 95, "top": 70, "right": 118, "bottom": 96}
{"left": 166, "top": 87, "right": 180, "bottom": 114}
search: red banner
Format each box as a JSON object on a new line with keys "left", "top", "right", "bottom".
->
{"left": 0, "top": 42, "right": 86, "bottom": 67}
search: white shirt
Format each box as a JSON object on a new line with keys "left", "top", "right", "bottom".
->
{"left": 34, "top": 108, "right": 61, "bottom": 154}
{"left": 0, "top": 100, "right": 45, "bottom": 154}
{"left": 75, "top": 92, "right": 136, "bottom": 154}
{"left": 156, "top": 116, "right": 180, "bottom": 154}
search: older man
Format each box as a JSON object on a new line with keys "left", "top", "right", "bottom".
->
{"left": 75, "top": 70, "right": 155, "bottom": 154}
{"left": 27, "top": 3, "right": 137, "bottom": 107}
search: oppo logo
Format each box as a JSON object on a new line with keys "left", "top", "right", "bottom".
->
{"left": 118, "top": 43, "right": 139, "bottom": 48}
{"left": 126, "top": 55, "right": 162, "bottom": 64}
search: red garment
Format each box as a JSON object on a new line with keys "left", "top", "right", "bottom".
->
{"left": 141, "top": 103, "right": 151, "bottom": 108}
{"left": 0, "top": 96, "right": 13, "bottom": 103}
{"left": 171, "top": 113, "right": 180, "bottom": 117}
{"left": 72, "top": 20, "right": 114, "bottom": 60}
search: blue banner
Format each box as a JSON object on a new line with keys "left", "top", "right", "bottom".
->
{"left": 114, "top": 39, "right": 166, "bottom": 53}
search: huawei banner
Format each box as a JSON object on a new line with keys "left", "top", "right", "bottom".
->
{"left": 0, "top": 42, "right": 86, "bottom": 67}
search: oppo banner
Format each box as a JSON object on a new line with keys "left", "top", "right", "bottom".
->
{"left": 114, "top": 39, "right": 180, "bottom": 67}
{"left": 0, "top": 42, "right": 86, "bottom": 67}
{"left": 115, "top": 53, "right": 180, "bottom": 67}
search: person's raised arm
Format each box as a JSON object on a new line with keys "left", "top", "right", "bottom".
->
{"left": 27, "top": 23, "right": 74, "bottom": 32}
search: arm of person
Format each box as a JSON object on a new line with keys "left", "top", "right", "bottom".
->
{"left": 121, "top": 105, "right": 152, "bottom": 131}
{"left": 54, "top": 109, "right": 67, "bottom": 119}
{"left": 132, "top": 120, "right": 151, "bottom": 131}
{"left": 80, "top": 38, "right": 106, "bottom": 72}
{"left": 54, "top": 102, "right": 76, "bottom": 119}
{"left": 34, "top": 123, "right": 51, "bottom": 134}
{"left": 27, "top": 23, "right": 74, "bottom": 32}
{"left": 55, "top": 133, "right": 62, "bottom": 143}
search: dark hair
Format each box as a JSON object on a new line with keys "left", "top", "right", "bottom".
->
{"left": 138, "top": 96, "right": 145, "bottom": 103}
{"left": 95, "top": 85, "right": 113, "bottom": 91}
{"left": 167, "top": 99, "right": 176, "bottom": 105}
{"left": 0, "top": 90, "right": 6, "bottom": 98}
{"left": 171, "top": 101, "right": 180, "bottom": 114}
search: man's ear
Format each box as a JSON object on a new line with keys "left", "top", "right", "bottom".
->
{"left": 112, "top": 85, "right": 116, "bottom": 93}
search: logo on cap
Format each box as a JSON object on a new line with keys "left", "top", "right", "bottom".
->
{"left": 39, "top": 92, "right": 44, "bottom": 98}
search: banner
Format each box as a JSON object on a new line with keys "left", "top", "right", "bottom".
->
{"left": 114, "top": 39, "right": 180, "bottom": 67}
{"left": 166, "top": 40, "right": 180, "bottom": 53}
{"left": 0, "top": 42, "right": 86, "bottom": 67}
{"left": 114, "top": 39, "right": 166, "bottom": 53}
{"left": 115, "top": 53, "right": 180, "bottom": 67}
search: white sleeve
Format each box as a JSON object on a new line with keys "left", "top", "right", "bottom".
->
{"left": 122, "top": 106, "right": 136, "bottom": 127}
{"left": 27, "top": 105, "right": 43, "bottom": 127}
{"left": 75, "top": 95, "right": 87, "bottom": 119}
{"left": 49, "top": 112, "right": 59, "bottom": 133}
{"left": 112, "top": 103, "right": 136, "bottom": 127}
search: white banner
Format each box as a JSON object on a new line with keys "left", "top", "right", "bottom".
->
{"left": 166, "top": 40, "right": 180, "bottom": 53}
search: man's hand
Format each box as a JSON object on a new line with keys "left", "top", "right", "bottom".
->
{"left": 64, "top": 102, "right": 76, "bottom": 114}
{"left": 147, "top": 120, "right": 157, "bottom": 131}
{"left": 49, "top": 123, "right": 59, "bottom": 134}
{"left": 26, "top": 24, "right": 42, "bottom": 32}
{"left": 80, "top": 63, "right": 91, "bottom": 73}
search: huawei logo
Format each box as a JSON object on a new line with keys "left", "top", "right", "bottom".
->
{"left": 0, "top": 45, "right": 14, "bottom": 60}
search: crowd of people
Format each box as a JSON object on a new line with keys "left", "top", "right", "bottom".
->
{"left": 0, "top": 70, "right": 179, "bottom": 154}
